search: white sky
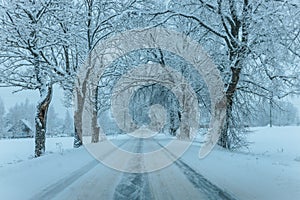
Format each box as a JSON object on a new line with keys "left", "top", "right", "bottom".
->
{"left": 0, "top": 85, "right": 300, "bottom": 118}
{"left": 0, "top": 84, "right": 68, "bottom": 117}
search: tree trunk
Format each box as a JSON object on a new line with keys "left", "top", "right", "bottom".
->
{"left": 73, "top": 54, "right": 92, "bottom": 147}
{"left": 269, "top": 92, "right": 273, "bottom": 128}
{"left": 91, "top": 109, "right": 100, "bottom": 143}
{"left": 74, "top": 90, "right": 84, "bottom": 148}
{"left": 35, "top": 85, "right": 53, "bottom": 157}
{"left": 91, "top": 86, "right": 100, "bottom": 143}
{"left": 219, "top": 67, "right": 241, "bottom": 149}
{"left": 219, "top": 107, "right": 232, "bottom": 149}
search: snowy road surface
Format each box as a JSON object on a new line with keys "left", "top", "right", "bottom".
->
{"left": 29, "top": 137, "right": 235, "bottom": 200}
{"left": 1, "top": 127, "right": 300, "bottom": 200}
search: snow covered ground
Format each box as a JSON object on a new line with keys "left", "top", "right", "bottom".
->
{"left": 0, "top": 137, "right": 74, "bottom": 167}
{"left": 180, "top": 126, "right": 300, "bottom": 200}
{"left": 0, "top": 126, "right": 299, "bottom": 200}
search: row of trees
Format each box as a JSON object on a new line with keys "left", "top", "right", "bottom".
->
{"left": 158, "top": 0, "right": 300, "bottom": 148}
{"left": 0, "top": 0, "right": 300, "bottom": 156}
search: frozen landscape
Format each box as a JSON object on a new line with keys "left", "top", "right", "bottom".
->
{"left": 0, "top": 0, "right": 299, "bottom": 199}
{"left": 0, "top": 126, "right": 299, "bottom": 200}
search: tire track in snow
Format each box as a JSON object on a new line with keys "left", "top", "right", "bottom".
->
{"left": 155, "top": 139, "right": 237, "bottom": 200}
{"left": 113, "top": 138, "right": 153, "bottom": 200}
{"left": 30, "top": 159, "right": 99, "bottom": 200}
{"left": 30, "top": 140, "right": 129, "bottom": 200}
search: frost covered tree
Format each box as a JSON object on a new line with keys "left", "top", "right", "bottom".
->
{"left": 1, "top": 0, "right": 299, "bottom": 152}
{"left": 129, "top": 84, "right": 181, "bottom": 135}
{"left": 243, "top": 98, "right": 299, "bottom": 127}
{"left": 271, "top": 101, "right": 299, "bottom": 126}
{"left": 148, "top": 0, "right": 300, "bottom": 148}
{"left": 73, "top": 0, "right": 143, "bottom": 146}
{"left": 0, "top": 0, "right": 53, "bottom": 156}
{"left": 0, "top": 0, "right": 78, "bottom": 156}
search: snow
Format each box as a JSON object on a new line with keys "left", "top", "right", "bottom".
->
{"left": 0, "top": 126, "right": 299, "bottom": 200}
{"left": 0, "top": 147, "right": 95, "bottom": 200}
{"left": 20, "top": 119, "right": 33, "bottom": 130}
{"left": 245, "top": 126, "right": 300, "bottom": 160}
{"left": 155, "top": 126, "right": 300, "bottom": 199}
{"left": 182, "top": 126, "right": 300, "bottom": 200}
{"left": 0, "top": 137, "right": 74, "bottom": 167}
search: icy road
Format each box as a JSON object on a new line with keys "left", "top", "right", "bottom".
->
{"left": 28, "top": 137, "right": 235, "bottom": 200}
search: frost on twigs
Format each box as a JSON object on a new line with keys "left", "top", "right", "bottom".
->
{"left": 75, "top": 27, "right": 226, "bottom": 172}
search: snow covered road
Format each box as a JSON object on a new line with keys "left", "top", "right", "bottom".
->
{"left": 2, "top": 127, "right": 300, "bottom": 200}
{"left": 28, "top": 137, "right": 235, "bottom": 200}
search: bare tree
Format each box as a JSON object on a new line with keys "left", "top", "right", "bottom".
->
{"left": 147, "top": 0, "right": 300, "bottom": 148}
{"left": 0, "top": 0, "right": 77, "bottom": 156}
{"left": 73, "top": 0, "right": 142, "bottom": 146}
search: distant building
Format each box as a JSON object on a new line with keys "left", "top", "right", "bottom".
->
{"left": 7, "top": 119, "right": 34, "bottom": 138}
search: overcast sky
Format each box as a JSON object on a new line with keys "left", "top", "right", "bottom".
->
{"left": 0, "top": 85, "right": 300, "bottom": 118}
{"left": 0, "top": 85, "right": 68, "bottom": 117}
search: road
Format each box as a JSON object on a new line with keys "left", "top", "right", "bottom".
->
{"left": 31, "top": 137, "right": 236, "bottom": 200}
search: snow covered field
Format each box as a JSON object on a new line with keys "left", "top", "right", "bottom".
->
{"left": 181, "top": 126, "right": 300, "bottom": 200}
{"left": 0, "top": 137, "right": 74, "bottom": 167}
{"left": 0, "top": 126, "right": 299, "bottom": 200}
